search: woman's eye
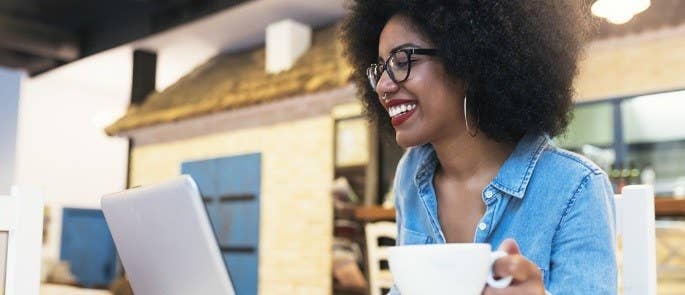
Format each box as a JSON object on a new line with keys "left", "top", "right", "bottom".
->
{"left": 394, "top": 59, "right": 415, "bottom": 69}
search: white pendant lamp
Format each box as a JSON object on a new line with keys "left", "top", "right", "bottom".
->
{"left": 591, "top": 0, "right": 651, "bottom": 25}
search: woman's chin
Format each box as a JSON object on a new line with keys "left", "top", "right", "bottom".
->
{"left": 395, "top": 131, "right": 426, "bottom": 148}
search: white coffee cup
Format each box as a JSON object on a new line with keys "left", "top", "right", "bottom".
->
{"left": 388, "top": 243, "right": 513, "bottom": 295}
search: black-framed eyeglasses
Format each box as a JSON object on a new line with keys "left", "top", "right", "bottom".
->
{"left": 366, "top": 48, "right": 438, "bottom": 90}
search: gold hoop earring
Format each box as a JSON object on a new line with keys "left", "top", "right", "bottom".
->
{"left": 464, "top": 96, "right": 478, "bottom": 137}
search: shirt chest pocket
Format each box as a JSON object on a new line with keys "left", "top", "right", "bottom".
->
{"left": 399, "top": 226, "right": 431, "bottom": 245}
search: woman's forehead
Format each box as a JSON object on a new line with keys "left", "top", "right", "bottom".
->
{"left": 378, "top": 14, "right": 431, "bottom": 58}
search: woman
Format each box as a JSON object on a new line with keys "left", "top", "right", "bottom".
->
{"left": 341, "top": 1, "right": 616, "bottom": 294}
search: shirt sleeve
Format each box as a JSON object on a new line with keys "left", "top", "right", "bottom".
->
{"left": 547, "top": 171, "right": 617, "bottom": 294}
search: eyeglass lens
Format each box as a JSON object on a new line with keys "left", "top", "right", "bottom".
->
{"left": 367, "top": 50, "right": 410, "bottom": 90}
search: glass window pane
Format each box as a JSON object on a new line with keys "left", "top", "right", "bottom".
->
{"left": 622, "top": 90, "right": 685, "bottom": 196}
{"left": 555, "top": 102, "right": 615, "bottom": 175}
{"left": 556, "top": 102, "right": 614, "bottom": 150}
{"left": 335, "top": 118, "right": 369, "bottom": 167}
{"left": 623, "top": 91, "right": 685, "bottom": 143}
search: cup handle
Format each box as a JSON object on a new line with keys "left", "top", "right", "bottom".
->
{"left": 487, "top": 250, "right": 513, "bottom": 288}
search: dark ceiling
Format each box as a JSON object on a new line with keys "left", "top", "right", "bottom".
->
{"left": 1, "top": 0, "right": 684, "bottom": 77}
{"left": 0, "top": 0, "right": 249, "bottom": 76}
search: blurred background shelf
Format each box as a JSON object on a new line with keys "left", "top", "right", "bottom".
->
{"left": 354, "top": 206, "right": 395, "bottom": 223}
{"left": 354, "top": 198, "right": 685, "bottom": 222}
{"left": 655, "top": 198, "right": 685, "bottom": 217}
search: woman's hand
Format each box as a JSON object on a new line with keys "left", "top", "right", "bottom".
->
{"left": 483, "top": 239, "right": 546, "bottom": 295}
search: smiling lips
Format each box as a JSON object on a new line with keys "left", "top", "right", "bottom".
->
{"left": 386, "top": 99, "right": 418, "bottom": 127}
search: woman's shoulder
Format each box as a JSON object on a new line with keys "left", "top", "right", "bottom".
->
{"left": 526, "top": 144, "right": 614, "bottom": 220}
{"left": 530, "top": 144, "right": 614, "bottom": 203}
{"left": 537, "top": 144, "right": 607, "bottom": 179}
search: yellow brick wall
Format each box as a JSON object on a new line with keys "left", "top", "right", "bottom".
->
{"left": 130, "top": 116, "right": 334, "bottom": 295}
{"left": 575, "top": 30, "right": 685, "bottom": 102}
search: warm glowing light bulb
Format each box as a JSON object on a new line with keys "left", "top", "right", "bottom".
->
{"left": 605, "top": 14, "right": 636, "bottom": 25}
{"left": 591, "top": 0, "right": 651, "bottom": 25}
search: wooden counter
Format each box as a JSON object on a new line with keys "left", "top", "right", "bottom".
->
{"left": 354, "top": 206, "right": 395, "bottom": 222}
{"left": 355, "top": 197, "right": 685, "bottom": 222}
{"left": 655, "top": 197, "right": 685, "bottom": 217}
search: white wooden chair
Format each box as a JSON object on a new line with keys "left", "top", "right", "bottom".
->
{"left": 365, "top": 221, "right": 396, "bottom": 295}
{"left": 0, "top": 187, "right": 44, "bottom": 295}
{"left": 615, "top": 185, "right": 657, "bottom": 295}
{"left": 654, "top": 220, "right": 685, "bottom": 277}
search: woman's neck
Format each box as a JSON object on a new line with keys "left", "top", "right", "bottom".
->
{"left": 431, "top": 131, "right": 516, "bottom": 183}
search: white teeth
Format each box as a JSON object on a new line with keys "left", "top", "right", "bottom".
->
{"left": 388, "top": 103, "right": 417, "bottom": 117}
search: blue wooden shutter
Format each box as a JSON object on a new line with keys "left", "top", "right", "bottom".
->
{"left": 60, "top": 208, "right": 118, "bottom": 288}
{"left": 182, "top": 153, "right": 261, "bottom": 295}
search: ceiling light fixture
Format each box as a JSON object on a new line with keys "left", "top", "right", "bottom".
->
{"left": 591, "top": 0, "right": 651, "bottom": 25}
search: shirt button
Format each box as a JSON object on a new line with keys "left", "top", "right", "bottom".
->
{"left": 478, "top": 223, "right": 487, "bottom": 231}
{"left": 485, "top": 191, "right": 494, "bottom": 199}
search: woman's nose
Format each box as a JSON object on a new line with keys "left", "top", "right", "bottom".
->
{"left": 375, "top": 71, "right": 399, "bottom": 97}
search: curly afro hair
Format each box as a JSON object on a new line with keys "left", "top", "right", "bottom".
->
{"left": 340, "top": 0, "right": 592, "bottom": 142}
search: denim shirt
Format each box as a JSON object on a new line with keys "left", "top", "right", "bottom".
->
{"left": 387, "top": 133, "right": 617, "bottom": 295}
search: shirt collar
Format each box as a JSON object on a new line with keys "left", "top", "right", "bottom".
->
{"left": 491, "top": 132, "right": 548, "bottom": 199}
{"left": 412, "top": 132, "right": 549, "bottom": 199}
{"left": 413, "top": 144, "right": 439, "bottom": 192}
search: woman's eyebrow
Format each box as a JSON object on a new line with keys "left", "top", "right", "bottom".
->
{"left": 390, "top": 42, "right": 421, "bottom": 52}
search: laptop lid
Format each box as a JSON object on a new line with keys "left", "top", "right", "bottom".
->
{"left": 102, "top": 175, "right": 235, "bottom": 295}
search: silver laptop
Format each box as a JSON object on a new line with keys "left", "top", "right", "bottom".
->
{"left": 101, "top": 175, "right": 236, "bottom": 295}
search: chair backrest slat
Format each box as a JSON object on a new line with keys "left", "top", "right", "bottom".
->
{"left": 365, "top": 221, "right": 396, "bottom": 295}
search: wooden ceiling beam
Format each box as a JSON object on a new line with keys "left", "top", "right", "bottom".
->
{"left": 0, "top": 15, "right": 79, "bottom": 62}
{"left": 0, "top": 47, "right": 57, "bottom": 75}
